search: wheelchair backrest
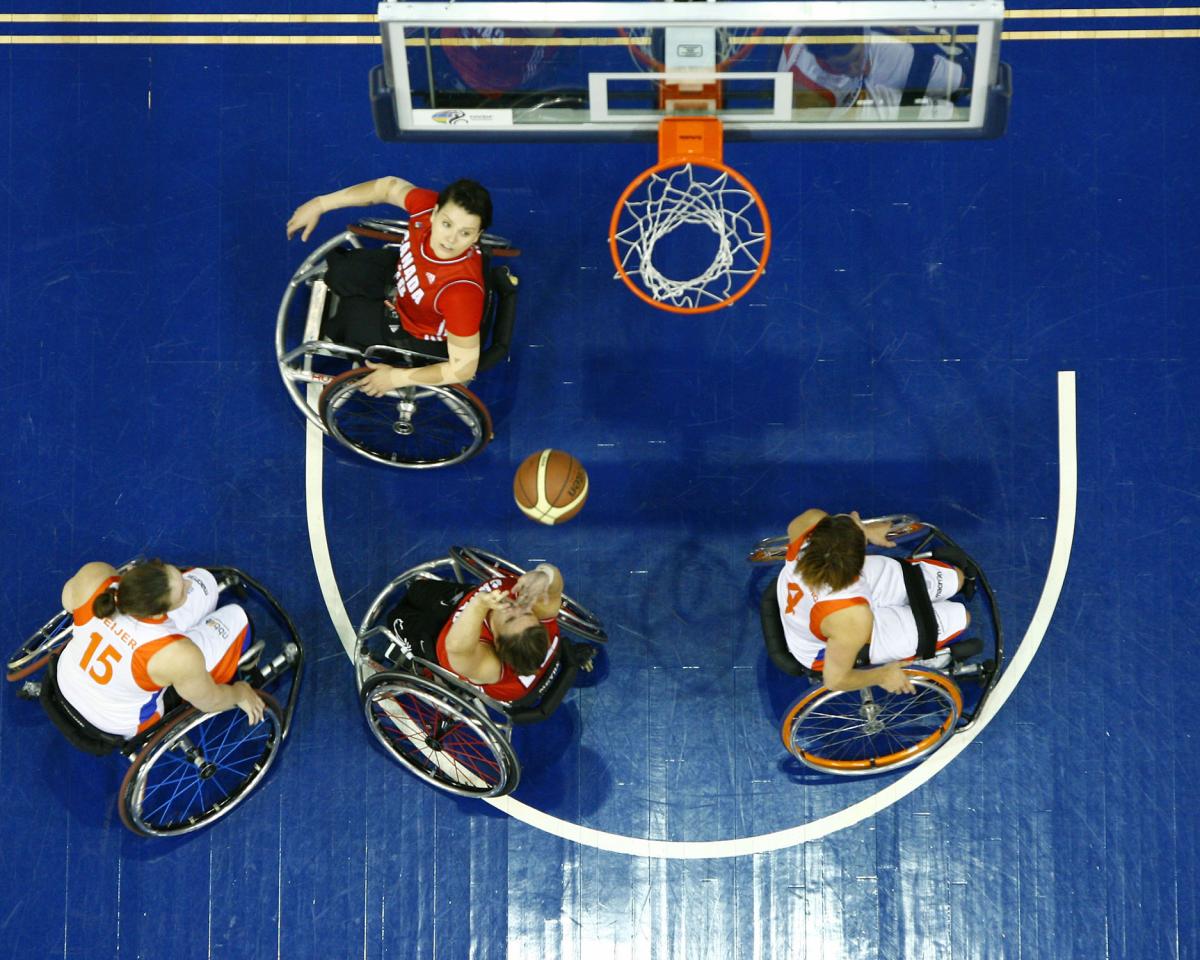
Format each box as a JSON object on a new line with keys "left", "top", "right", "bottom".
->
{"left": 760, "top": 586, "right": 814, "bottom": 678}
{"left": 504, "top": 642, "right": 579, "bottom": 726}
{"left": 475, "top": 263, "right": 518, "bottom": 375}
{"left": 39, "top": 655, "right": 127, "bottom": 757}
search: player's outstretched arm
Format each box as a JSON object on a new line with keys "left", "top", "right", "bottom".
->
{"left": 357, "top": 333, "right": 481, "bottom": 395}
{"left": 286, "top": 176, "right": 416, "bottom": 241}
{"left": 148, "top": 640, "right": 265, "bottom": 724}
{"left": 786, "top": 509, "right": 828, "bottom": 542}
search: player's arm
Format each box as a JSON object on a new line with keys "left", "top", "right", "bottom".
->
{"left": 357, "top": 333, "right": 481, "bottom": 394}
{"left": 147, "top": 639, "right": 265, "bottom": 723}
{"left": 515, "top": 564, "right": 563, "bottom": 620}
{"left": 286, "top": 176, "right": 416, "bottom": 241}
{"left": 786, "top": 509, "right": 828, "bottom": 542}
{"left": 62, "top": 562, "right": 119, "bottom": 611}
{"left": 821, "top": 607, "right": 915, "bottom": 694}
{"left": 442, "top": 590, "right": 506, "bottom": 676}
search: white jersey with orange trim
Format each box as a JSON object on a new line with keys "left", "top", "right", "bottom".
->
{"left": 776, "top": 535, "right": 969, "bottom": 668}
{"left": 776, "top": 535, "right": 874, "bottom": 669}
{"left": 56, "top": 568, "right": 221, "bottom": 737}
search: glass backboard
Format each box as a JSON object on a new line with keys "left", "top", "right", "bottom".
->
{"left": 371, "top": 1, "right": 1011, "bottom": 141}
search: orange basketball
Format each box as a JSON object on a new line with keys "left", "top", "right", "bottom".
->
{"left": 513, "top": 449, "right": 589, "bottom": 525}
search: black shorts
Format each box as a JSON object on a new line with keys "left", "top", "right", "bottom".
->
{"left": 320, "top": 246, "right": 449, "bottom": 360}
{"left": 383, "top": 579, "right": 470, "bottom": 663}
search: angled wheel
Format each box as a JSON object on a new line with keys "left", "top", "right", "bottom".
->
{"left": 319, "top": 368, "right": 492, "bottom": 468}
{"left": 361, "top": 671, "right": 518, "bottom": 798}
{"left": 781, "top": 669, "right": 962, "bottom": 775}
{"left": 449, "top": 546, "right": 607, "bottom": 643}
{"left": 119, "top": 693, "right": 283, "bottom": 837}
{"left": 8, "top": 610, "right": 73, "bottom": 682}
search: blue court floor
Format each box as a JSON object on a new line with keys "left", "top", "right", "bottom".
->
{"left": 2, "top": 5, "right": 1198, "bottom": 959}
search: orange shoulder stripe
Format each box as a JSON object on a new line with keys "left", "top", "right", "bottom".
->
{"left": 131, "top": 634, "right": 186, "bottom": 691}
{"left": 810, "top": 597, "right": 870, "bottom": 641}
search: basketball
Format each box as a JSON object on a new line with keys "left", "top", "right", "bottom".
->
{"left": 513, "top": 449, "right": 589, "bottom": 525}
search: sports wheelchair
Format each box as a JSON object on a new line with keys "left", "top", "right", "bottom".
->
{"left": 749, "top": 516, "right": 1003, "bottom": 775}
{"left": 353, "top": 546, "right": 607, "bottom": 798}
{"left": 276, "top": 218, "right": 519, "bottom": 468}
{"left": 6, "top": 566, "right": 305, "bottom": 837}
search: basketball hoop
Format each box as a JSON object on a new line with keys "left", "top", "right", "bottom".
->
{"left": 609, "top": 116, "right": 771, "bottom": 314}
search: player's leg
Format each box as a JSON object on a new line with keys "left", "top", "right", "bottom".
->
{"left": 185, "top": 604, "right": 252, "bottom": 684}
{"left": 868, "top": 600, "right": 970, "bottom": 664}
{"left": 862, "top": 554, "right": 965, "bottom": 607}
{"left": 384, "top": 580, "right": 468, "bottom": 663}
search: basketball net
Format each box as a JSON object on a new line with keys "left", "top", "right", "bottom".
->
{"left": 610, "top": 116, "right": 772, "bottom": 314}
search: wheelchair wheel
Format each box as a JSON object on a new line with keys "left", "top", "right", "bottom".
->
{"left": 7, "top": 609, "right": 73, "bottom": 682}
{"left": 118, "top": 694, "right": 284, "bottom": 837}
{"left": 319, "top": 368, "right": 492, "bottom": 468}
{"left": 449, "top": 545, "right": 608, "bottom": 643}
{"left": 361, "top": 671, "right": 518, "bottom": 798}
{"left": 781, "top": 669, "right": 962, "bottom": 775}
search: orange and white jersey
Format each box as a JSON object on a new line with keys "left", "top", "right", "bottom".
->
{"left": 56, "top": 568, "right": 222, "bottom": 738}
{"left": 776, "top": 534, "right": 969, "bottom": 668}
{"left": 775, "top": 534, "right": 874, "bottom": 669}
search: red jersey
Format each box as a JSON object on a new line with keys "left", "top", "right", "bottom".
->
{"left": 436, "top": 576, "right": 560, "bottom": 703}
{"left": 392, "top": 188, "right": 485, "bottom": 341}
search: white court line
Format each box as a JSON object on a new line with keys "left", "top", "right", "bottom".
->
{"left": 306, "top": 371, "right": 1077, "bottom": 859}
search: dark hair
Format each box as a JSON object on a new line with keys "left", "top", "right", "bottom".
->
{"left": 437, "top": 179, "right": 493, "bottom": 231}
{"left": 495, "top": 623, "right": 549, "bottom": 675}
{"left": 795, "top": 515, "right": 865, "bottom": 591}
{"left": 93, "top": 559, "right": 172, "bottom": 619}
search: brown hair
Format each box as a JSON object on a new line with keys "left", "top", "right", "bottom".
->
{"left": 495, "top": 623, "right": 549, "bottom": 675}
{"left": 438, "top": 179, "right": 493, "bottom": 231}
{"left": 93, "top": 560, "right": 172, "bottom": 619}
{"left": 794, "top": 515, "right": 865, "bottom": 591}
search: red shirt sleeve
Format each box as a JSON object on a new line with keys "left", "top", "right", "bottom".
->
{"left": 438, "top": 282, "right": 485, "bottom": 338}
{"left": 404, "top": 187, "right": 439, "bottom": 215}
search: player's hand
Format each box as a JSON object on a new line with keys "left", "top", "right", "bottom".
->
{"left": 286, "top": 197, "right": 325, "bottom": 241}
{"left": 853, "top": 511, "right": 895, "bottom": 548}
{"left": 472, "top": 590, "right": 510, "bottom": 613}
{"left": 512, "top": 569, "right": 552, "bottom": 610}
{"left": 877, "top": 662, "right": 916, "bottom": 694}
{"left": 232, "top": 682, "right": 266, "bottom": 725}
{"left": 358, "top": 362, "right": 407, "bottom": 397}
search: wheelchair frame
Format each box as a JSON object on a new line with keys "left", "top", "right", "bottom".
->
{"left": 276, "top": 218, "right": 520, "bottom": 468}
{"left": 6, "top": 566, "right": 306, "bottom": 836}
{"left": 752, "top": 516, "right": 1004, "bottom": 775}
{"left": 354, "top": 546, "right": 607, "bottom": 798}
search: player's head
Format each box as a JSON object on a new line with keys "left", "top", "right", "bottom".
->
{"left": 95, "top": 559, "right": 179, "bottom": 619}
{"left": 490, "top": 604, "right": 549, "bottom": 675}
{"left": 795, "top": 514, "right": 866, "bottom": 591}
{"left": 430, "top": 179, "right": 491, "bottom": 258}
{"left": 803, "top": 28, "right": 867, "bottom": 75}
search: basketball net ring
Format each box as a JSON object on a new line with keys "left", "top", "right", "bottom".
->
{"left": 609, "top": 116, "right": 771, "bottom": 314}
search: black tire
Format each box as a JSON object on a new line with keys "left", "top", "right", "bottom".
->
{"left": 319, "top": 369, "right": 491, "bottom": 469}
{"left": 361, "top": 671, "right": 518, "bottom": 798}
{"left": 118, "top": 693, "right": 283, "bottom": 837}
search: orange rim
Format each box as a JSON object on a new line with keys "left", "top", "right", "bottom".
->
{"left": 609, "top": 157, "right": 772, "bottom": 315}
{"left": 781, "top": 669, "right": 962, "bottom": 771}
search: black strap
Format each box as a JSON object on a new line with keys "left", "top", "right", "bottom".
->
{"left": 900, "top": 561, "right": 939, "bottom": 660}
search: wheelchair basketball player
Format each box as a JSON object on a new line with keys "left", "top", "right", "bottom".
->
{"left": 777, "top": 509, "right": 973, "bottom": 694}
{"left": 286, "top": 174, "right": 493, "bottom": 394}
